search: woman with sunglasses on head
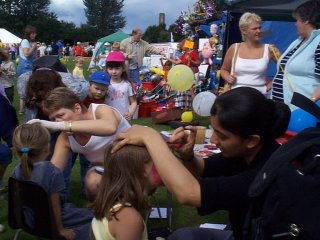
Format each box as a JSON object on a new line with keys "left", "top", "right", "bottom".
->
{"left": 17, "top": 58, "right": 89, "bottom": 122}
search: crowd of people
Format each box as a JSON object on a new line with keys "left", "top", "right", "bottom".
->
{"left": 0, "top": 0, "right": 319, "bottom": 239}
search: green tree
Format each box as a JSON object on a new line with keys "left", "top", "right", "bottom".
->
{"left": 83, "top": 0, "right": 126, "bottom": 39}
{"left": 143, "top": 25, "right": 170, "bottom": 43}
{"left": 0, "top": 0, "right": 54, "bottom": 38}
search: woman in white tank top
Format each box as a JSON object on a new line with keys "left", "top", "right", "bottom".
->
{"left": 221, "top": 12, "right": 280, "bottom": 96}
{"left": 28, "top": 87, "right": 131, "bottom": 201}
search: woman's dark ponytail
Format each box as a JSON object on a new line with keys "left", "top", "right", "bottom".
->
{"left": 267, "top": 100, "right": 291, "bottom": 140}
{"left": 211, "top": 87, "right": 291, "bottom": 143}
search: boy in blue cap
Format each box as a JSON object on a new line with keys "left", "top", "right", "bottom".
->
{"left": 83, "top": 70, "right": 110, "bottom": 108}
{"left": 80, "top": 70, "right": 110, "bottom": 191}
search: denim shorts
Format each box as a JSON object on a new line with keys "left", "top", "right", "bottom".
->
{"left": 0, "top": 144, "right": 12, "bottom": 165}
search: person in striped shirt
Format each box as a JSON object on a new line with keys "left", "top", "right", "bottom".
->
{"left": 272, "top": 0, "right": 320, "bottom": 110}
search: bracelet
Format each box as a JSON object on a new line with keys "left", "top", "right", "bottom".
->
{"left": 68, "top": 121, "right": 73, "bottom": 132}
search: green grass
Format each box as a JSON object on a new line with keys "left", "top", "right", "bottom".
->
{"left": 0, "top": 58, "right": 228, "bottom": 239}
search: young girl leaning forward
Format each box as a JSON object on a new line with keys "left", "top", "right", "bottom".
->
{"left": 90, "top": 144, "right": 163, "bottom": 240}
{"left": 12, "top": 123, "right": 93, "bottom": 240}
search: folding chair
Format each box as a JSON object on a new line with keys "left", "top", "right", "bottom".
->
{"left": 8, "top": 177, "right": 65, "bottom": 240}
{"left": 147, "top": 188, "right": 173, "bottom": 240}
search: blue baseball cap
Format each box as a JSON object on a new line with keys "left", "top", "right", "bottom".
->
{"left": 89, "top": 70, "right": 110, "bottom": 86}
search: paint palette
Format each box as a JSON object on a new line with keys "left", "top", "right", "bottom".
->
{"left": 194, "top": 144, "right": 221, "bottom": 158}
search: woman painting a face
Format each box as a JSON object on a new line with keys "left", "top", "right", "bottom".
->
{"left": 112, "top": 87, "right": 290, "bottom": 240}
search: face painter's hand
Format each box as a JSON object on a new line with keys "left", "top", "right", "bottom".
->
{"left": 112, "top": 125, "right": 159, "bottom": 153}
{"left": 168, "top": 126, "right": 196, "bottom": 161}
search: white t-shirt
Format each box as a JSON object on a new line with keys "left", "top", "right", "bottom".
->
{"left": 105, "top": 80, "right": 135, "bottom": 116}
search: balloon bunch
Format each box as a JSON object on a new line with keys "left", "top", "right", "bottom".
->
{"left": 174, "top": 0, "right": 222, "bottom": 38}
{"left": 139, "top": 66, "right": 151, "bottom": 82}
{"left": 193, "top": 0, "right": 216, "bottom": 21}
{"left": 175, "top": 11, "right": 195, "bottom": 38}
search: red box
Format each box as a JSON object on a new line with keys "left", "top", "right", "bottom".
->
{"left": 138, "top": 100, "right": 157, "bottom": 118}
{"left": 142, "top": 82, "right": 157, "bottom": 91}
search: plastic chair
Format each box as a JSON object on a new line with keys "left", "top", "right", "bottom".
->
{"left": 8, "top": 177, "right": 65, "bottom": 240}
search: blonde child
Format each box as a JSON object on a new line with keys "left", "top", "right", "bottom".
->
{"left": 73, "top": 56, "right": 84, "bottom": 79}
{"left": 105, "top": 51, "right": 137, "bottom": 120}
{"left": 111, "top": 42, "right": 121, "bottom": 52}
{"left": 0, "top": 49, "right": 16, "bottom": 103}
{"left": 12, "top": 123, "right": 93, "bottom": 240}
{"left": 91, "top": 144, "right": 162, "bottom": 240}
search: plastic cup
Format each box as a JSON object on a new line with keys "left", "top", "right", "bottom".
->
{"left": 195, "top": 126, "right": 206, "bottom": 144}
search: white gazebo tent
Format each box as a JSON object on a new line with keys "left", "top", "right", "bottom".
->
{"left": 0, "top": 28, "right": 22, "bottom": 44}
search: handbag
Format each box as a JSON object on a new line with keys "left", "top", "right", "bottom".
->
{"left": 219, "top": 43, "right": 240, "bottom": 95}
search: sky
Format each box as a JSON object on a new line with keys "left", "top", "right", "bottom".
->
{"left": 50, "top": 0, "right": 198, "bottom": 34}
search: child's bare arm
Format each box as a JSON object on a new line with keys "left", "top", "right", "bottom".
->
{"left": 51, "top": 193, "right": 76, "bottom": 240}
{"left": 109, "top": 207, "right": 144, "bottom": 240}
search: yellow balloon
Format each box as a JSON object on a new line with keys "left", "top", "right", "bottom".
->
{"left": 167, "top": 65, "right": 194, "bottom": 91}
{"left": 151, "top": 66, "right": 164, "bottom": 76}
{"left": 181, "top": 111, "right": 193, "bottom": 122}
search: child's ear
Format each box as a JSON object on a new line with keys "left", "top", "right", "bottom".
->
{"left": 143, "top": 162, "right": 152, "bottom": 178}
{"left": 44, "top": 143, "right": 50, "bottom": 154}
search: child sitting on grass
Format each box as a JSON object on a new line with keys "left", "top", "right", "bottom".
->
{"left": 90, "top": 144, "right": 163, "bottom": 240}
{"left": 12, "top": 123, "right": 93, "bottom": 240}
{"left": 83, "top": 70, "right": 110, "bottom": 108}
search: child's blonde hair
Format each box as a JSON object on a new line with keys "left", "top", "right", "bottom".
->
{"left": 13, "top": 123, "right": 51, "bottom": 179}
{"left": 111, "top": 42, "right": 120, "bottom": 51}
